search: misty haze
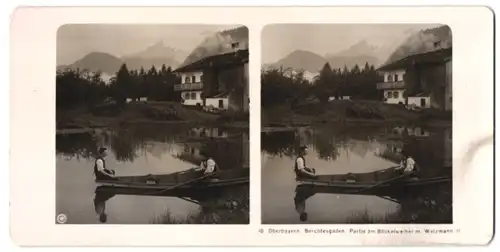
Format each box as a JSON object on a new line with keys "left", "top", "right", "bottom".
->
{"left": 261, "top": 24, "right": 452, "bottom": 224}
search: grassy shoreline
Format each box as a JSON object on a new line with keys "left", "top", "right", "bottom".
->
{"left": 56, "top": 101, "right": 249, "bottom": 132}
{"left": 262, "top": 100, "right": 452, "bottom": 128}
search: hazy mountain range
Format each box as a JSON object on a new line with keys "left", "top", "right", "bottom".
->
{"left": 56, "top": 26, "right": 249, "bottom": 77}
{"left": 264, "top": 25, "right": 452, "bottom": 75}
{"left": 57, "top": 41, "right": 188, "bottom": 76}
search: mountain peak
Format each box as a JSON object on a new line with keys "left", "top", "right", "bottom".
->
{"left": 287, "top": 49, "right": 320, "bottom": 57}
{"left": 268, "top": 49, "right": 327, "bottom": 73}
{"left": 334, "top": 39, "right": 377, "bottom": 57}
{"left": 122, "top": 41, "right": 188, "bottom": 68}
{"left": 147, "top": 39, "right": 173, "bottom": 51}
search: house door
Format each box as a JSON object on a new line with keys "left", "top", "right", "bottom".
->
{"left": 218, "top": 99, "right": 224, "bottom": 109}
{"left": 421, "top": 98, "right": 426, "bottom": 107}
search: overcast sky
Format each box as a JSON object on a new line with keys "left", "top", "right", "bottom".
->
{"left": 261, "top": 24, "right": 441, "bottom": 64}
{"left": 57, "top": 24, "right": 239, "bottom": 65}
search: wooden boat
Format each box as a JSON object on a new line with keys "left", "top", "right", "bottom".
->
{"left": 95, "top": 168, "right": 249, "bottom": 191}
{"left": 295, "top": 166, "right": 451, "bottom": 191}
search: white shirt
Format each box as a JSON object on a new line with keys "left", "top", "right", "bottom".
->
{"left": 201, "top": 159, "right": 217, "bottom": 174}
{"left": 96, "top": 159, "right": 105, "bottom": 172}
{"left": 399, "top": 157, "right": 416, "bottom": 172}
{"left": 296, "top": 157, "right": 306, "bottom": 170}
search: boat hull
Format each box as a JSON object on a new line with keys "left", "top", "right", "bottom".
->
{"left": 295, "top": 166, "right": 451, "bottom": 191}
{"left": 95, "top": 168, "right": 249, "bottom": 190}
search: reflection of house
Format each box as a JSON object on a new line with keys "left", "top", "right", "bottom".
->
{"left": 375, "top": 137, "right": 407, "bottom": 165}
{"left": 376, "top": 139, "right": 404, "bottom": 162}
{"left": 143, "top": 141, "right": 173, "bottom": 160}
{"left": 187, "top": 127, "right": 228, "bottom": 139}
{"left": 406, "top": 127, "right": 430, "bottom": 137}
{"left": 174, "top": 142, "right": 204, "bottom": 166}
{"left": 391, "top": 126, "right": 430, "bottom": 138}
{"left": 346, "top": 139, "right": 372, "bottom": 158}
{"left": 173, "top": 43, "right": 249, "bottom": 112}
{"left": 376, "top": 46, "right": 452, "bottom": 111}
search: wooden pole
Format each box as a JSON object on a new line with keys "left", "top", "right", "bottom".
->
{"left": 356, "top": 173, "right": 407, "bottom": 193}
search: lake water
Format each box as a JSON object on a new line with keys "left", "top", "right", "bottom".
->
{"left": 261, "top": 124, "right": 452, "bottom": 224}
{"left": 56, "top": 123, "right": 249, "bottom": 224}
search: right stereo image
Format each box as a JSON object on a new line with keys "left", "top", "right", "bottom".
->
{"left": 260, "top": 23, "right": 453, "bottom": 224}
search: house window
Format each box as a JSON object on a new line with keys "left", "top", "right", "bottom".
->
{"left": 387, "top": 74, "right": 393, "bottom": 82}
{"left": 231, "top": 42, "right": 240, "bottom": 50}
{"left": 191, "top": 92, "right": 197, "bottom": 100}
{"left": 185, "top": 76, "right": 191, "bottom": 83}
{"left": 192, "top": 75, "right": 196, "bottom": 83}
{"left": 200, "top": 75, "right": 204, "bottom": 82}
{"left": 393, "top": 91, "right": 399, "bottom": 98}
{"left": 394, "top": 74, "right": 399, "bottom": 82}
{"left": 387, "top": 91, "right": 393, "bottom": 98}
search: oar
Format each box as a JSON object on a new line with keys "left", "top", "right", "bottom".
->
{"left": 378, "top": 165, "right": 401, "bottom": 173}
{"left": 156, "top": 172, "right": 216, "bottom": 193}
{"left": 356, "top": 173, "right": 407, "bottom": 193}
{"left": 376, "top": 195, "right": 401, "bottom": 204}
{"left": 178, "top": 196, "right": 201, "bottom": 205}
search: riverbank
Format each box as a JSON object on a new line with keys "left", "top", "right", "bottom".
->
{"left": 57, "top": 101, "right": 249, "bottom": 133}
{"left": 262, "top": 100, "right": 452, "bottom": 128}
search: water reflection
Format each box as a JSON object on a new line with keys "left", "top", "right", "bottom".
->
{"left": 261, "top": 124, "right": 452, "bottom": 224}
{"left": 56, "top": 124, "right": 249, "bottom": 224}
{"left": 93, "top": 189, "right": 115, "bottom": 223}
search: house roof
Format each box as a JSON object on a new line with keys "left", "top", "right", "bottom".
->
{"left": 408, "top": 91, "right": 431, "bottom": 97}
{"left": 173, "top": 49, "right": 249, "bottom": 73}
{"left": 377, "top": 47, "right": 452, "bottom": 72}
{"left": 207, "top": 92, "right": 230, "bottom": 98}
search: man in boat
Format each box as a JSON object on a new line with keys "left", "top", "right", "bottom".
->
{"left": 94, "top": 147, "right": 117, "bottom": 181}
{"left": 192, "top": 155, "right": 219, "bottom": 177}
{"left": 395, "top": 150, "right": 419, "bottom": 178}
{"left": 294, "top": 146, "right": 317, "bottom": 179}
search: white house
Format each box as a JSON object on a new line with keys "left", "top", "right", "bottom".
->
{"left": 328, "top": 96, "right": 351, "bottom": 101}
{"left": 205, "top": 92, "right": 229, "bottom": 111}
{"left": 407, "top": 93, "right": 431, "bottom": 109}
{"left": 125, "top": 97, "right": 148, "bottom": 103}
{"left": 173, "top": 47, "right": 249, "bottom": 112}
{"left": 376, "top": 47, "right": 452, "bottom": 111}
{"left": 175, "top": 71, "right": 204, "bottom": 107}
{"left": 376, "top": 69, "right": 407, "bottom": 105}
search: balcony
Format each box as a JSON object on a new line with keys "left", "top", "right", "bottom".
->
{"left": 174, "top": 82, "right": 203, "bottom": 91}
{"left": 376, "top": 81, "right": 406, "bottom": 90}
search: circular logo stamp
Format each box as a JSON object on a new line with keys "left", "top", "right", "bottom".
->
{"left": 56, "top": 213, "right": 67, "bottom": 224}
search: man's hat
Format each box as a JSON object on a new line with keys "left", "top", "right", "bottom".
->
{"left": 99, "top": 147, "right": 107, "bottom": 154}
